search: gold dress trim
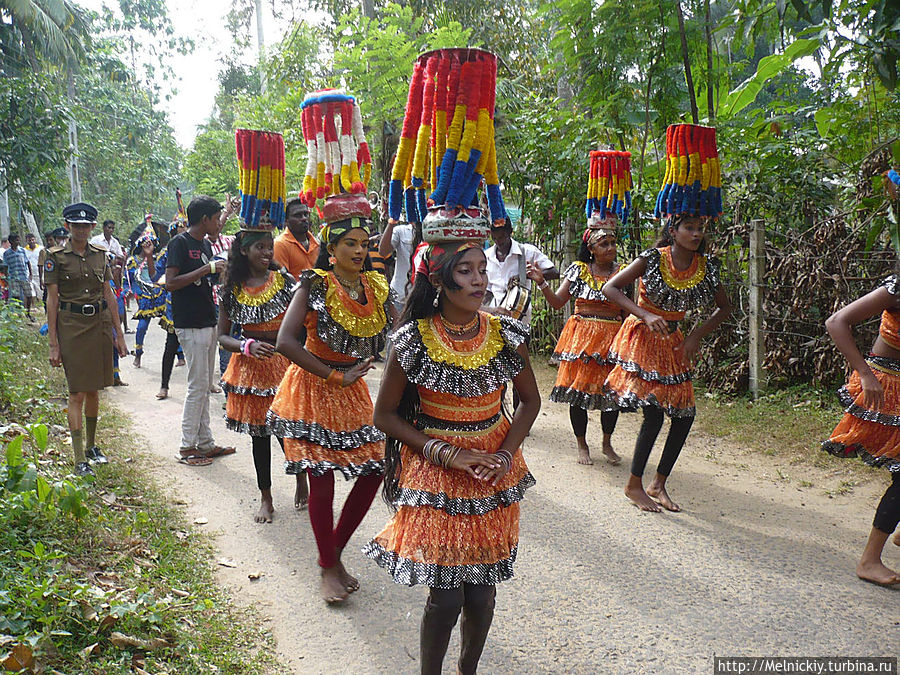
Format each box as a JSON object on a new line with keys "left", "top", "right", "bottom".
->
{"left": 233, "top": 271, "right": 284, "bottom": 307}
{"left": 311, "top": 269, "right": 389, "bottom": 338}
{"left": 418, "top": 312, "right": 504, "bottom": 369}
{"left": 659, "top": 247, "right": 707, "bottom": 291}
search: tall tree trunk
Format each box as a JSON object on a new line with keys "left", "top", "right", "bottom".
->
{"left": 0, "top": 171, "right": 9, "bottom": 240}
{"left": 255, "top": 0, "right": 267, "bottom": 95}
{"left": 675, "top": 1, "right": 699, "bottom": 124}
{"left": 705, "top": 0, "right": 714, "bottom": 121}
{"left": 66, "top": 71, "right": 83, "bottom": 203}
{"left": 637, "top": 68, "right": 654, "bottom": 193}
{"left": 361, "top": 0, "right": 375, "bottom": 19}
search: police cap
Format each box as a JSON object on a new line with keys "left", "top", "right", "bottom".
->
{"left": 62, "top": 202, "right": 98, "bottom": 224}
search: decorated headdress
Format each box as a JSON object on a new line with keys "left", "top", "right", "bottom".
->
{"left": 654, "top": 124, "right": 722, "bottom": 221}
{"left": 169, "top": 188, "right": 188, "bottom": 235}
{"left": 586, "top": 150, "right": 632, "bottom": 227}
{"left": 235, "top": 129, "right": 287, "bottom": 231}
{"left": 135, "top": 214, "right": 158, "bottom": 248}
{"left": 317, "top": 192, "right": 373, "bottom": 245}
{"left": 388, "top": 48, "right": 504, "bottom": 244}
{"left": 299, "top": 89, "right": 372, "bottom": 207}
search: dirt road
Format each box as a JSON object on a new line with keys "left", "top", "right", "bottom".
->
{"left": 106, "top": 326, "right": 898, "bottom": 674}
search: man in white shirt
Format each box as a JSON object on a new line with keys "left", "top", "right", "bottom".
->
{"left": 90, "top": 219, "right": 125, "bottom": 261}
{"left": 379, "top": 220, "right": 423, "bottom": 313}
{"left": 23, "top": 233, "right": 43, "bottom": 303}
{"left": 483, "top": 220, "right": 558, "bottom": 325}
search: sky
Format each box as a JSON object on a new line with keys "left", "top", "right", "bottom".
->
{"left": 80, "top": 0, "right": 290, "bottom": 148}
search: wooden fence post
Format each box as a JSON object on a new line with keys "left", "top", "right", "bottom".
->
{"left": 749, "top": 218, "right": 767, "bottom": 398}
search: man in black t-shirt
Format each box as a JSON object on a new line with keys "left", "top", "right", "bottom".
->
{"left": 165, "top": 195, "right": 235, "bottom": 465}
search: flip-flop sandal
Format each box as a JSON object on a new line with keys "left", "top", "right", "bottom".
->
{"left": 201, "top": 445, "right": 236, "bottom": 458}
{"left": 175, "top": 454, "right": 214, "bottom": 467}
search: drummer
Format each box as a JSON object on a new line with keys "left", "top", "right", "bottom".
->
{"left": 483, "top": 218, "right": 558, "bottom": 324}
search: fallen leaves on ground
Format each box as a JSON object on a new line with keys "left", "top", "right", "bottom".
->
{"left": 108, "top": 631, "right": 172, "bottom": 651}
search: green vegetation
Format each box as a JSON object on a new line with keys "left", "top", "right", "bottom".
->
{"left": 695, "top": 383, "right": 882, "bottom": 482}
{"left": 0, "top": 305, "right": 284, "bottom": 673}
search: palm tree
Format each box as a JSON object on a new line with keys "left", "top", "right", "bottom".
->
{"left": 1, "top": 0, "right": 90, "bottom": 72}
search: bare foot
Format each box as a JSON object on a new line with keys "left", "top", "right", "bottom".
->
{"left": 132, "top": 355, "right": 141, "bottom": 368}
{"left": 647, "top": 480, "right": 681, "bottom": 512}
{"left": 294, "top": 474, "right": 309, "bottom": 510}
{"left": 176, "top": 358, "right": 186, "bottom": 367}
{"left": 856, "top": 559, "right": 900, "bottom": 586}
{"left": 576, "top": 439, "right": 593, "bottom": 465}
{"left": 320, "top": 566, "right": 349, "bottom": 604}
{"left": 254, "top": 492, "right": 274, "bottom": 524}
{"left": 336, "top": 559, "right": 360, "bottom": 593}
{"left": 601, "top": 439, "right": 621, "bottom": 465}
{"left": 625, "top": 483, "right": 661, "bottom": 512}
{"left": 156, "top": 388, "right": 168, "bottom": 400}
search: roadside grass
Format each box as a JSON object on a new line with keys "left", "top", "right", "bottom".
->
{"left": 0, "top": 304, "right": 286, "bottom": 674}
{"left": 694, "top": 382, "right": 885, "bottom": 490}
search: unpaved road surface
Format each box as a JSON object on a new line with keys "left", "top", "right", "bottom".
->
{"left": 106, "top": 327, "right": 899, "bottom": 674}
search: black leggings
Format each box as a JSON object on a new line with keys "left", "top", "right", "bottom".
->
{"left": 251, "top": 435, "right": 284, "bottom": 491}
{"left": 630, "top": 407, "right": 694, "bottom": 478}
{"left": 873, "top": 472, "right": 900, "bottom": 534}
{"left": 421, "top": 584, "right": 496, "bottom": 675}
{"left": 160, "top": 331, "right": 182, "bottom": 389}
{"left": 569, "top": 407, "right": 619, "bottom": 438}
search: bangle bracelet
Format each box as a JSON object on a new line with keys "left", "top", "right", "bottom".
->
{"left": 242, "top": 338, "right": 256, "bottom": 356}
{"left": 209, "top": 261, "right": 216, "bottom": 275}
{"left": 539, "top": 280, "right": 549, "bottom": 290}
{"left": 326, "top": 369, "right": 344, "bottom": 387}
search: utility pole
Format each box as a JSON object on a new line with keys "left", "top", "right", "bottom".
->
{"left": 255, "top": 0, "right": 267, "bottom": 95}
{"left": 66, "top": 70, "right": 83, "bottom": 203}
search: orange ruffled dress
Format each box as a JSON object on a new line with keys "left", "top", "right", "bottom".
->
{"left": 549, "top": 261, "right": 623, "bottom": 410}
{"left": 363, "top": 313, "right": 536, "bottom": 588}
{"left": 823, "top": 275, "right": 900, "bottom": 473}
{"left": 220, "top": 270, "right": 293, "bottom": 436}
{"left": 267, "top": 269, "right": 391, "bottom": 479}
{"left": 604, "top": 246, "right": 721, "bottom": 418}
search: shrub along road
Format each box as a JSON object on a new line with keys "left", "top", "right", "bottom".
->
{"left": 108, "top": 326, "right": 898, "bottom": 674}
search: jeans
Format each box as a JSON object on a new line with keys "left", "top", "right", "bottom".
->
{"left": 174, "top": 326, "right": 217, "bottom": 450}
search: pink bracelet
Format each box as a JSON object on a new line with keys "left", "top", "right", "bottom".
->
{"left": 242, "top": 338, "right": 256, "bottom": 356}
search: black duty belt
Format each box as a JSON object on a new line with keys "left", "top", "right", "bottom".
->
{"left": 60, "top": 300, "right": 107, "bottom": 316}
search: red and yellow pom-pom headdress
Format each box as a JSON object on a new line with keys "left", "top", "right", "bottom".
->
{"left": 299, "top": 89, "right": 372, "bottom": 208}
{"left": 586, "top": 150, "right": 632, "bottom": 227}
{"left": 235, "top": 129, "right": 287, "bottom": 231}
{"left": 654, "top": 124, "right": 722, "bottom": 221}
{"left": 388, "top": 47, "right": 504, "bottom": 243}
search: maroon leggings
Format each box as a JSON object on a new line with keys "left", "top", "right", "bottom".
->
{"left": 307, "top": 471, "right": 382, "bottom": 568}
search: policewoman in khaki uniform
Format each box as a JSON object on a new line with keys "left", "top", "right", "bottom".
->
{"left": 46, "top": 203, "right": 128, "bottom": 476}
